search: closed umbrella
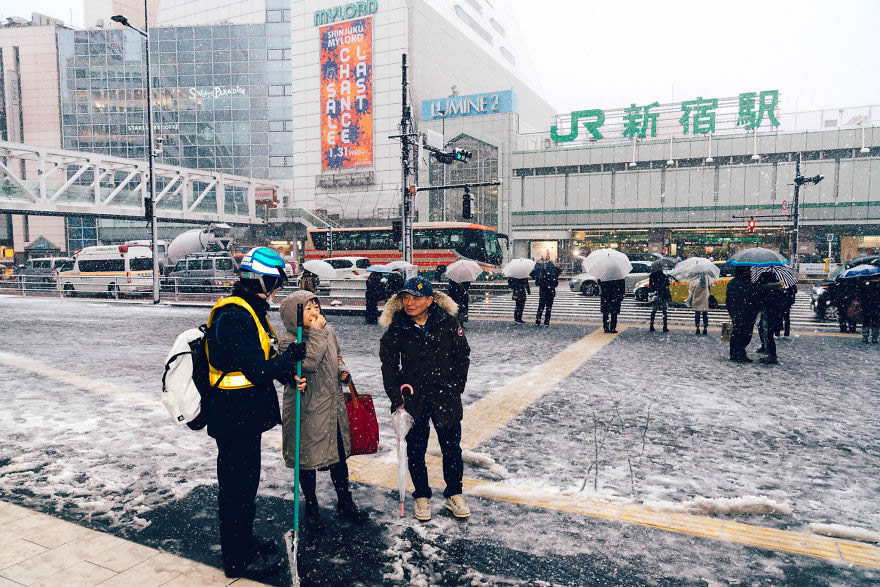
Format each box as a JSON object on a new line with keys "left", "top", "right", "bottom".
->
{"left": 726, "top": 247, "right": 787, "bottom": 267}
{"left": 302, "top": 259, "right": 337, "bottom": 280}
{"left": 581, "top": 249, "right": 632, "bottom": 281}
{"left": 392, "top": 384, "right": 415, "bottom": 517}
{"left": 838, "top": 264, "right": 880, "bottom": 280}
{"left": 503, "top": 258, "right": 536, "bottom": 279}
{"left": 445, "top": 259, "right": 482, "bottom": 283}
{"left": 672, "top": 257, "right": 720, "bottom": 281}
{"left": 751, "top": 265, "right": 799, "bottom": 288}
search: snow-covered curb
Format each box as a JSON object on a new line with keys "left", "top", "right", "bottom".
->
{"left": 809, "top": 523, "right": 880, "bottom": 544}
{"left": 427, "top": 448, "right": 510, "bottom": 479}
{"left": 643, "top": 496, "right": 792, "bottom": 516}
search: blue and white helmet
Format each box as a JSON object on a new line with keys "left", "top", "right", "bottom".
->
{"left": 239, "top": 247, "right": 288, "bottom": 292}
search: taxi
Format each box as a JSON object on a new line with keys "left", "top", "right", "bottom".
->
{"left": 633, "top": 261, "right": 735, "bottom": 308}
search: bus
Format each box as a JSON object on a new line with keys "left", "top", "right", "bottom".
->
{"left": 304, "top": 222, "right": 506, "bottom": 279}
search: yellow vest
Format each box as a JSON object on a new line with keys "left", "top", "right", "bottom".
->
{"left": 206, "top": 296, "right": 279, "bottom": 390}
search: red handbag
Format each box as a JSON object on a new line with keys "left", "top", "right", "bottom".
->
{"left": 344, "top": 382, "right": 379, "bottom": 455}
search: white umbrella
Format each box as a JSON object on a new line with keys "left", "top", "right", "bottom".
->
{"left": 302, "top": 259, "right": 336, "bottom": 280}
{"left": 672, "top": 257, "right": 720, "bottom": 281}
{"left": 386, "top": 260, "right": 419, "bottom": 279}
{"left": 581, "top": 249, "right": 632, "bottom": 281}
{"left": 444, "top": 259, "right": 482, "bottom": 283}
{"left": 392, "top": 384, "right": 415, "bottom": 517}
{"left": 503, "top": 258, "right": 536, "bottom": 279}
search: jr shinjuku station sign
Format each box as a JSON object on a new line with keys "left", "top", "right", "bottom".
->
{"left": 551, "top": 89, "right": 781, "bottom": 143}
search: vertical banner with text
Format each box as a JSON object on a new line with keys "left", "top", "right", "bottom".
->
{"left": 320, "top": 18, "right": 373, "bottom": 169}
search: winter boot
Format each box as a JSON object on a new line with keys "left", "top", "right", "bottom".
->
{"left": 303, "top": 498, "right": 324, "bottom": 531}
{"left": 702, "top": 327, "right": 708, "bottom": 335}
{"left": 695, "top": 328, "right": 701, "bottom": 335}
{"left": 336, "top": 493, "right": 368, "bottom": 524}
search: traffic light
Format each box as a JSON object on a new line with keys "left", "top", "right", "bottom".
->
{"left": 391, "top": 219, "right": 402, "bottom": 243}
{"left": 452, "top": 148, "right": 472, "bottom": 162}
{"left": 747, "top": 217, "right": 756, "bottom": 233}
{"left": 462, "top": 186, "right": 472, "bottom": 219}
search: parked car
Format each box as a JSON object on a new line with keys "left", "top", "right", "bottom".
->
{"left": 167, "top": 252, "right": 237, "bottom": 292}
{"left": 14, "top": 256, "right": 74, "bottom": 285}
{"left": 633, "top": 261, "right": 735, "bottom": 308}
{"left": 324, "top": 256, "right": 371, "bottom": 279}
{"left": 569, "top": 261, "right": 653, "bottom": 296}
{"left": 625, "top": 252, "right": 663, "bottom": 262}
{"left": 810, "top": 254, "right": 880, "bottom": 319}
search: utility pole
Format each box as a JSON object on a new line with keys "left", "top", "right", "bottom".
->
{"left": 399, "top": 54, "right": 413, "bottom": 264}
{"left": 790, "top": 153, "right": 824, "bottom": 268}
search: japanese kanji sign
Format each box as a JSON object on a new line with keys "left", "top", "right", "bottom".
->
{"left": 551, "top": 90, "right": 781, "bottom": 143}
{"left": 320, "top": 18, "right": 373, "bottom": 170}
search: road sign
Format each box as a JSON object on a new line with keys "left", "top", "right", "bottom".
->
{"left": 827, "top": 233, "right": 834, "bottom": 242}
{"left": 781, "top": 200, "right": 788, "bottom": 212}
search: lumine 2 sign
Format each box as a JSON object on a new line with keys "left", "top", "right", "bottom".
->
{"left": 551, "top": 89, "right": 780, "bottom": 143}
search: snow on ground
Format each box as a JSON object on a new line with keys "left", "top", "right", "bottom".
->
{"left": 809, "top": 523, "right": 880, "bottom": 544}
{"left": 1, "top": 296, "right": 879, "bottom": 584}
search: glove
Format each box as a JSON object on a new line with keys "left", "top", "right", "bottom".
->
{"left": 286, "top": 341, "right": 307, "bottom": 362}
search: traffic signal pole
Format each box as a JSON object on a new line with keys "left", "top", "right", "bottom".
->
{"left": 791, "top": 154, "right": 802, "bottom": 268}
{"left": 398, "top": 54, "right": 413, "bottom": 264}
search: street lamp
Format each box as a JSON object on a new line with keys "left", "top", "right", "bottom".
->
{"left": 112, "top": 11, "right": 160, "bottom": 304}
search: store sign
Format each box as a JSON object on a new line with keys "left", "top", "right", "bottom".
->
{"left": 314, "top": 1, "right": 378, "bottom": 26}
{"left": 320, "top": 18, "right": 373, "bottom": 170}
{"left": 189, "top": 86, "right": 247, "bottom": 99}
{"left": 255, "top": 188, "right": 277, "bottom": 208}
{"left": 551, "top": 89, "right": 781, "bottom": 143}
{"left": 422, "top": 91, "right": 515, "bottom": 121}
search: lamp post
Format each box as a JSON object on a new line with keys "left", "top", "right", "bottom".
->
{"left": 111, "top": 10, "right": 159, "bottom": 304}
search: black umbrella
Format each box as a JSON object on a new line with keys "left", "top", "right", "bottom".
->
{"left": 531, "top": 261, "right": 562, "bottom": 281}
{"left": 650, "top": 257, "right": 678, "bottom": 272}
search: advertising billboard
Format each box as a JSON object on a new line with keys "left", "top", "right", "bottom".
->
{"left": 320, "top": 18, "right": 373, "bottom": 170}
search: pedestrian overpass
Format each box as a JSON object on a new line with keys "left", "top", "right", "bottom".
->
{"left": 0, "top": 140, "right": 327, "bottom": 228}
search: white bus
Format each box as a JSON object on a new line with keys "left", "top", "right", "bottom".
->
{"left": 58, "top": 245, "right": 153, "bottom": 297}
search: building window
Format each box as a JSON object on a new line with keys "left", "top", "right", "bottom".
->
{"left": 67, "top": 215, "right": 98, "bottom": 251}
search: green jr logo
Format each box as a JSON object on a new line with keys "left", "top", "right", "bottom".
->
{"left": 550, "top": 109, "right": 605, "bottom": 142}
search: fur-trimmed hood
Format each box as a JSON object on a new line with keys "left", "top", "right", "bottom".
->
{"left": 379, "top": 290, "right": 458, "bottom": 328}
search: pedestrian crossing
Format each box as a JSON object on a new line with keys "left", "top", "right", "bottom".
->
{"left": 467, "top": 287, "right": 837, "bottom": 331}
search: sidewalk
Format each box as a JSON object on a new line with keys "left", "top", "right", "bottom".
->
{"left": 0, "top": 501, "right": 265, "bottom": 587}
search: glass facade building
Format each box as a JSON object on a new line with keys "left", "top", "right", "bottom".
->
{"left": 57, "top": 17, "right": 292, "bottom": 181}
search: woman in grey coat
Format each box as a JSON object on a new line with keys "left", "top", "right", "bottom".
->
{"left": 279, "top": 290, "right": 367, "bottom": 528}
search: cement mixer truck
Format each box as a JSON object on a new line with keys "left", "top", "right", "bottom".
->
{"left": 166, "top": 224, "right": 235, "bottom": 265}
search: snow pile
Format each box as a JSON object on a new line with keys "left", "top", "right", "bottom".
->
{"left": 470, "top": 479, "right": 632, "bottom": 510}
{"left": 428, "top": 448, "right": 510, "bottom": 479}
{"left": 809, "top": 523, "right": 880, "bottom": 544}
{"left": 644, "top": 495, "right": 792, "bottom": 516}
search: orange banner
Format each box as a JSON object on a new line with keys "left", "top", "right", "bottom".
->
{"left": 320, "top": 18, "right": 373, "bottom": 169}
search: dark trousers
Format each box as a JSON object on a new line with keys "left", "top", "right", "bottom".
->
{"left": 406, "top": 399, "right": 463, "bottom": 500}
{"left": 694, "top": 311, "right": 708, "bottom": 329}
{"left": 365, "top": 296, "right": 380, "bottom": 324}
{"left": 729, "top": 309, "right": 758, "bottom": 359}
{"left": 650, "top": 302, "right": 668, "bottom": 329}
{"left": 781, "top": 305, "right": 792, "bottom": 336}
{"left": 298, "top": 427, "right": 350, "bottom": 502}
{"left": 513, "top": 297, "right": 526, "bottom": 322}
{"left": 536, "top": 288, "right": 555, "bottom": 324}
{"left": 837, "top": 304, "right": 857, "bottom": 332}
{"left": 758, "top": 311, "right": 777, "bottom": 358}
{"left": 602, "top": 313, "right": 618, "bottom": 332}
{"left": 216, "top": 433, "right": 262, "bottom": 570}
{"left": 863, "top": 310, "right": 880, "bottom": 342}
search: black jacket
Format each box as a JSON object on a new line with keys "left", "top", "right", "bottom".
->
{"left": 599, "top": 279, "right": 625, "bottom": 313}
{"left": 447, "top": 281, "right": 470, "bottom": 318}
{"left": 205, "top": 283, "right": 305, "bottom": 438}
{"left": 858, "top": 279, "right": 880, "bottom": 316}
{"left": 648, "top": 271, "right": 671, "bottom": 301}
{"left": 379, "top": 292, "right": 470, "bottom": 429}
{"left": 726, "top": 274, "right": 758, "bottom": 321}
{"left": 365, "top": 272, "right": 386, "bottom": 302}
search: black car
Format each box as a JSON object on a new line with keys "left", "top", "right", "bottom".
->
{"left": 810, "top": 255, "right": 880, "bottom": 319}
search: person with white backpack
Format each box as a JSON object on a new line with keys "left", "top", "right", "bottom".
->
{"left": 204, "top": 247, "right": 306, "bottom": 580}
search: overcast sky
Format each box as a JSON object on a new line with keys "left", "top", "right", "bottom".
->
{"left": 4, "top": 0, "right": 878, "bottom": 115}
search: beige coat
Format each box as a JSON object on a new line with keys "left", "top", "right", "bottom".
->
{"left": 279, "top": 290, "right": 351, "bottom": 471}
{"left": 689, "top": 278, "right": 711, "bottom": 312}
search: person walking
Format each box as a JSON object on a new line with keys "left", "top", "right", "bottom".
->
{"left": 446, "top": 280, "right": 470, "bottom": 324}
{"left": 857, "top": 276, "right": 880, "bottom": 344}
{"left": 379, "top": 277, "right": 471, "bottom": 521}
{"left": 533, "top": 265, "right": 559, "bottom": 326}
{"left": 755, "top": 272, "right": 786, "bottom": 364}
{"left": 299, "top": 270, "right": 318, "bottom": 294}
{"left": 832, "top": 277, "right": 858, "bottom": 333}
{"left": 688, "top": 273, "right": 711, "bottom": 335}
{"left": 386, "top": 269, "right": 404, "bottom": 298}
{"left": 279, "top": 291, "right": 368, "bottom": 530}
{"left": 364, "top": 271, "right": 386, "bottom": 325}
{"left": 726, "top": 266, "right": 759, "bottom": 363}
{"left": 508, "top": 277, "right": 530, "bottom": 323}
{"left": 204, "top": 247, "right": 306, "bottom": 580}
{"left": 599, "top": 278, "right": 625, "bottom": 333}
{"left": 777, "top": 284, "right": 797, "bottom": 337}
{"left": 648, "top": 266, "right": 671, "bottom": 333}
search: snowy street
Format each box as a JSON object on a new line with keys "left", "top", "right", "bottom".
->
{"left": 1, "top": 295, "right": 879, "bottom": 585}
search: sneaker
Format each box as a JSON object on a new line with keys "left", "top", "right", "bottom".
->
{"left": 414, "top": 497, "right": 431, "bottom": 521}
{"left": 444, "top": 494, "right": 471, "bottom": 518}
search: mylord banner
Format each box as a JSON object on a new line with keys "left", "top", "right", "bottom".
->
{"left": 320, "top": 18, "right": 373, "bottom": 170}
{"left": 422, "top": 90, "right": 515, "bottom": 121}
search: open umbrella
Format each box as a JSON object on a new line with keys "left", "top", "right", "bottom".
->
{"left": 386, "top": 260, "right": 419, "bottom": 278}
{"left": 302, "top": 259, "right": 337, "bottom": 280}
{"left": 503, "top": 258, "right": 536, "bottom": 279}
{"left": 751, "top": 265, "right": 799, "bottom": 288}
{"left": 365, "top": 264, "right": 392, "bottom": 273}
{"left": 445, "top": 259, "right": 482, "bottom": 283}
{"left": 649, "top": 257, "right": 678, "bottom": 273}
{"left": 726, "top": 247, "right": 787, "bottom": 267}
{"left": 838, "top": 264, "right": 880, "bottom": 280}
{"left": 672, "top": 257, "right": 720, "bottom": 281}
{"left": 581, "top": 249, "right": 632, "bottom": 281}
{"left": 392, "top": 384, "right": 415, "bottom": 517}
